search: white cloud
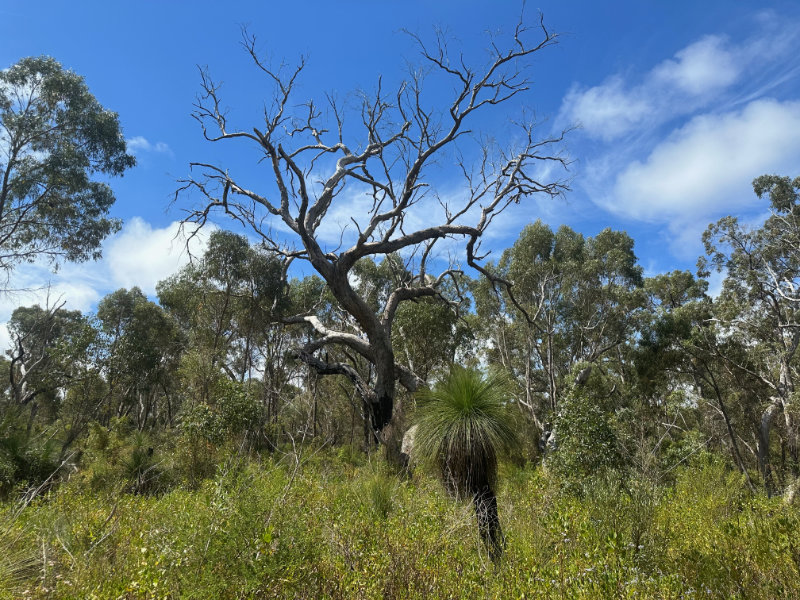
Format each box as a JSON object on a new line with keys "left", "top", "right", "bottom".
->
{"left": 105, "top": 218, "right": 213, "bottom": 295}
{"left": 559, "top": 26, "right": 796, "bottom": 142}
{"left": 0, "top": 218, "right": 214, "bottom": 353}
{"left": 560, "top": 77, "right": 653, "bottom": 142}
{"left": 560, "top": 14, "right": 800, "bottom": 265}
{"left": 126, "top": 136, "right": 172, "bottom": 156}
{"left": 0, "top": 270, "right": 102, "bottom": 316}
{"left": 651, "top": 36, "right": 740, "bottom": 96}
{"left": 607, "top": 99, "right": 800, "bottom": 223}
{"left": 311, "top": 188, "right": 375, "bottom": 250}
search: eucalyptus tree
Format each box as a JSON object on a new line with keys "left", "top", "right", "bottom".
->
{"left": 0, "top": 56, "right": 134, "bottom": 285}
{"left": 97, "top": 288, "right": 183, "bottom": 430}
{"left": 5, "top": 304, "right": 96, "bottom": 428}
{"left": 635, "top": 271, "right": 759, "bottom": 487}
{"left": 1, "top": 303, "right": 100, "bottom": 485}
{"left": 177, "top": 15, "right": 569, "bottom": 441}
{"left": 634, "top": 271, "right": 711, "bottom": 417}
{"left": 157, "top": 230, "right": 296, "bottom": 440}
{"left": 158, "top": 230, "right": 286, "bottom": 386}
{"left": 476, "top": 221, "right": 644, "bottom": 435}
{"left": 699, "top": 175, "right": 800, "bottom": 492}
{"left": 392, "top": 292, "right": 472, "bottom": 384}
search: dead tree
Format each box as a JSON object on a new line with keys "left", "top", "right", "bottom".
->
{"left": 178, "top": 13, "right": 569, "bottom": 441}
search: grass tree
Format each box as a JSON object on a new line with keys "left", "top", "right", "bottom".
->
{"left": 413, "top": 366, "right": 518, "bottom": 562}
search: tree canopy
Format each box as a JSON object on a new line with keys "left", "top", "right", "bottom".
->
{"left": 0, "top": 56, "right": 135, "bottom": 283}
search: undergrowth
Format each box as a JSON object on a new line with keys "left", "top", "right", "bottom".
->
{"left": 1, "top": 452, "right": 798, "bottom": 599}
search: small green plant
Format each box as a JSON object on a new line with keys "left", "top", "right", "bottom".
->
{"left": 80, "top": 420, "right": 165, "bottom": 494}
{"left": 122, "top": 431, "right": 162, "bottom": 494}
{"left": 362, "top": 472, "right": 396, "bottom": 520}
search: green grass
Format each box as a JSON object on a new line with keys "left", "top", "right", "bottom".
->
{"left": 1, "top": 451, "right": 799, "bottom": 599}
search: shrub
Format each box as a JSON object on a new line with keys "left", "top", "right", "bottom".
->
{"left": 549, "top": 363, "right": 624, "bottom": 494}
{"left": 0, "top": 411, "right": 61, "bottom": 499}
{"left": 80, "top": 419, "right": 165, "bottom": 494}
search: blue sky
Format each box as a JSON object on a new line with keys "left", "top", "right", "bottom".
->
{"left": 1, "top": 0, "right": 800, "bottom": 343}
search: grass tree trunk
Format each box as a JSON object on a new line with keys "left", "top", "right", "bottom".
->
{"left": 474, "top": 485, "right": 504, "bottom": 563}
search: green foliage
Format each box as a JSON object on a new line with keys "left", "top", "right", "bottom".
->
{"left": 170, "top": 420, "right": 218, "bottom": 488}
{"left": 3, "top": 450, "right": 799, "bottom": 599}
{"left": 0, "top": 56, "right": 134, "bottom": 277}
{"left": 180, "top": 379, "right": 262, "bottom": 443}
{"left": 5, "top": 304, "right": 99, "bottom": 424}
{"left": 4, "top": 163, "right": 800, "bottom": 595}
{"left": 180, "top": 401, "right": 222, "bottom": 444}
{"left": 171, "top": 378, "right": 265, "bottom": 487}
{"left": 393, "top": 297, "right": 462, "bottom": 380}
{"left": 215, "top": 379, "right": 262, "bottom": 438}
{"left": 80, "top": 419, "right": 164, "bottom": 494}
{"left": 336, "top": 443, "right": 367, "bottom": 468}
{"left": 699, "top": 174, "right": 800, "bottom": 491}
{"left": 157, "top": 230, "right": 287, "bottom": 385}
{"left": 351, "top": 253, "right": 411, "bottom": 314}
{"left": 0, "top": 410, "right": 60, "bottom": 498}
{"left": 550, "top": 364, "right": 624, "bottom": 491}
{"left": 413, "top": 366, "right": 518, "bottom": 498}
{"left": 359, "top": 466, "right": 397, "bottom": 520}
{"left": 94, "top": 287, "right": 184, "bottom": 430}
{"left": 476, "top": 220, "right": 645, "bottom": 439}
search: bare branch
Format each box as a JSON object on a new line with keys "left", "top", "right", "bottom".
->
{"left": 177, "top": 14, "right": 569, "bottom": 432}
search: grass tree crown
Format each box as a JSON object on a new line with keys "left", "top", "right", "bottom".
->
{"left": 413, "top": 366, "right": 518, "bottom": 498}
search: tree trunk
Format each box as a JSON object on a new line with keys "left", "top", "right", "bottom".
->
{"left": 371, "top": 342, "right": 396, "bottom": 433}
{"left": 381, "top": 394, "right": 408, "bottom": 470}
{"left": 759, "top": 397, "right": 782, "bottom": 495}
{"left": 784, "top": 407, "right": 799, "bottom": 477}
{"left": 780, "top": 360, "right": 798, "bottom": 477}
{"left": 707, "top": 369, "right": 755, "bottom": 491}
{"left": 26, "top": 401, "right": 39, "bottom": 434}
{"left": 474, "top": 485, "right": 504, "bottom": 563}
